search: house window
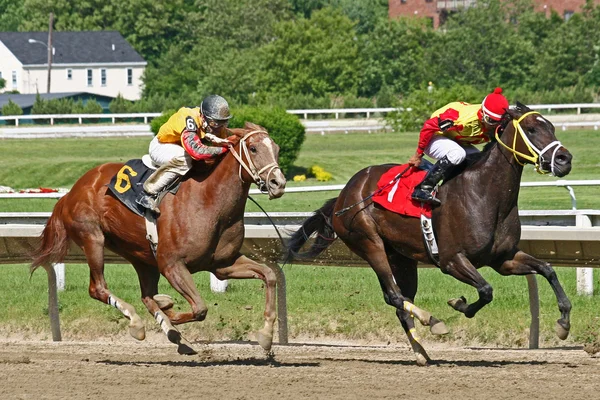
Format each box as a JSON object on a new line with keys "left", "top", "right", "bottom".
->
{"left": 67, "top": 69, "right": 72, "bottom": 80}
{"left": 564, "top": 10, "right": 574, "bottom": 21}
{"left": 87, "top": 69, "right": 93, "bottom": 86}
{"left": 12, "top": 71, "right": 17, "bottom": 88}
{"left": 101, "top": 69, "right": 107, "bottom": 86}
{"left": 127, "top": 68, "right": 133, "bottom": 85}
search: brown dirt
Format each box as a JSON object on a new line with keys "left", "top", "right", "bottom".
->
{"left": 1, "top": 336, "right": 600, "bottom": 400}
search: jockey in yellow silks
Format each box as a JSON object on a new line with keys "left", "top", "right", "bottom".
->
{"left": 135, "top": 95, "right": 233, "bottom": 215}
{"left": 408, "top": 87, "right": 510, "bottom": 206}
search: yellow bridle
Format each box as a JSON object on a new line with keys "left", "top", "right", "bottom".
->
{"left": 494, "top": 111, "right": 563, "bottom": 175}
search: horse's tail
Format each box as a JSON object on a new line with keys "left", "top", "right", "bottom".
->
{"left": 30, "top": 196, "right": 70, "bottom": 274}
{"left": 286, "top": 197, "right": 338, "bottom": 260}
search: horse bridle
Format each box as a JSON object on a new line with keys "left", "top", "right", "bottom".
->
{"left": 227, "top": 130, "right": 281, "bottom": 195}
{"left": 494, "top": 111, "right": 563, "bottom": 175}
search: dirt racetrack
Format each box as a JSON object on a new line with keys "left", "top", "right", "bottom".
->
{"left": 2, "top": 336, "right": 600, "bottom": 400}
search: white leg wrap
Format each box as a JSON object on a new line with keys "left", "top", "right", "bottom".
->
{"left": 154, "top": 311, "right": 172, "bottom": 335}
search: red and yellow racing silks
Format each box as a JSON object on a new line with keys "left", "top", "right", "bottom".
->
{"left": 416, "top": 102, "right": 490, "bottom": 155}
{"left": 156, "top": 107, "right": 206, "bottom": 144}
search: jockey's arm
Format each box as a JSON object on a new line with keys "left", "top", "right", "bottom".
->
{"left": 181, "top": 129, "right": 228, "bottom": 161}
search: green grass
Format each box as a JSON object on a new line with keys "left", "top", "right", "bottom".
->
{"left": 2, "top": 263, "right": 599, "bottom": 347}
{"left": 0, "top": 130, "right": 599, "bottom": 346}
{"left": 1, "top": 129, "right": 598, "bottom": 212}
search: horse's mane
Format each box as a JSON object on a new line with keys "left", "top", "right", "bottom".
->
{"left": 442, "top": 102, "right": 532, "bottom": 183}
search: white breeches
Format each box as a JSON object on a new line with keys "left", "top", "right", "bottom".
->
{"left": 144, "top": 137, "right": 194, "bottom": 194}
{"left": 424, "top": 135, "right": 479, "bottom": 165}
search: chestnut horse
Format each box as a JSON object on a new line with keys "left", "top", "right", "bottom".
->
{"left": 31, "top": 123, "right": 286, "bottom": 355}
{"left": 287, "top": 104, "right": 573, "bottom": 365}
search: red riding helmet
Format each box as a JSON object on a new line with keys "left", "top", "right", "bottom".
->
{"left": 481, "top": 87, "right": 509, "bottom": 123}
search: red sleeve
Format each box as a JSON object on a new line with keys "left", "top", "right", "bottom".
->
{"left": 417, "top": 117, "right": 440, "bottom": 155}
{"left": 416, "top": 108, "right": 461, "bottom": 154}
{"left": 181, "top": 129, "right": 228, "bottom": 160}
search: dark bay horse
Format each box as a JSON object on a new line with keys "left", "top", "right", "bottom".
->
{"left": 31, "top": 122, "right": 286, "bottom": 354}
{"left": 287, "top": 104, "right": 573, "bottom": 365}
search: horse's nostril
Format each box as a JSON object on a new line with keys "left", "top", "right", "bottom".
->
{"left": 270, "top": 179, "right": 279, "bottom": 187}
{"left": 556, "top": 155, "right": 570, "bottom": 165}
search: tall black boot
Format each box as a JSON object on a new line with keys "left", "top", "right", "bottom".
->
{"left": 411, "top": 156, "right": 453, "bottom": 206}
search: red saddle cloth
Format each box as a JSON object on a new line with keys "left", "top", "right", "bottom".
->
{"left": 371, "top": 164, "right": 432, "bottom": 218}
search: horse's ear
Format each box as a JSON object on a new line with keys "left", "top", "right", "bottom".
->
{"left": 515, "top": 101, "right": 531, "bottom": 113}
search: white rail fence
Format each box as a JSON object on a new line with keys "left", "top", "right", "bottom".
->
{"left": 1, "top": 103, "right": 600, "bottom": 126}
{"left": 3, "top": 180, "right": 599, "bottom": 210}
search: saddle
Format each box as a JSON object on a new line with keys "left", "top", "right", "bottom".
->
{"left": 371, "top": 163, "right": 440, "bottom": 266}
{"left": 107, "top": 157, "right": 180, "bottom": 218}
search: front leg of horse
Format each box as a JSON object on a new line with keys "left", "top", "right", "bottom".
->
{"left": 497, "top": 251, "right": 571, "bottom": 340}
{"left": 444, "top": 255, "right": 494, "bottom": 318}
{"left": 214, "top": 255, "right": 278, "bottom": 352}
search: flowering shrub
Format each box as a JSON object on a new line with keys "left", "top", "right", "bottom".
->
{"left": 293, "top": 174, "right": 307, "bottom": 182}
{"left": 310, "top": 165, "right": 333, "bottom": 182}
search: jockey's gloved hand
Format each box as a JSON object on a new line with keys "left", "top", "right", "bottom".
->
{"left": 438, "top": 118, "right": 454, "bottom": 132}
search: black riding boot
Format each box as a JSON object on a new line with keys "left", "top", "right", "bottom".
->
{"left": 411, "top": 156, "right": 453, "bottom": 206}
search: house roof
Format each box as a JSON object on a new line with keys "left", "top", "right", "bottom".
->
{"left": 0, "top": 92, "right": 115, "bottom": 110}
{"left": 0, "top": 31, "right": 146, "bottom": 66}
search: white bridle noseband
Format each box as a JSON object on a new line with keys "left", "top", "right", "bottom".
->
{"left": 494, "top": 111, "right": 563, "bottom": 175}
{"left": 227, "top": 130, "right": 281, "bottom": 194}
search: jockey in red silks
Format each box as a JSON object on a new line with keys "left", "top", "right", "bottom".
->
{"left": 408, "top": 87, "right": 510, "bottom": 206}
{"left": 135, "top": 95, "right": 233, "bottom": 215}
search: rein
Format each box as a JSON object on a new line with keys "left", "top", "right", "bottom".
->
{"left": 494, "top": 111, "right": 563, "bottom": 175}
{"left": 228, "top": 130, "right": 281, "bottom": 195}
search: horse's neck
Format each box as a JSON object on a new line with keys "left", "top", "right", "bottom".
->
{"left": 458, "top": 142, "right": 524, "bottom": 214}
{"left": 183, "top": 148, "right": 251, "bottom": 214}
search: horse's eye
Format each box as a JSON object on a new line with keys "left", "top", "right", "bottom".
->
{"left": 250, "top": 146, "right": 257, "bottom": 153}
{"left": 528, "top": 128, "right": 535, "bottom": 134}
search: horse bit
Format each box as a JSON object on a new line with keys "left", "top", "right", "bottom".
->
{"left": 495, "top": 111, "right": 563, "bottom": 175}
{"left": 227, "top": 130, "right": 281, "bottom": 196}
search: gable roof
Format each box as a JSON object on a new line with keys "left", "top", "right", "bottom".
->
{"left": 0, "top": 31, "right": 146, "bottom": 66}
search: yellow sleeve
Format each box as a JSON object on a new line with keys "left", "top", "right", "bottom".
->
{"left": 156, "top": 107, "right": 203, "bottom": 144}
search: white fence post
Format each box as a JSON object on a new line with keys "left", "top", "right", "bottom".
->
{"left": 210, "top": 273, "right": 228, "bottom": 293}
{"left": 577, "top": 268, "right": 594, "bottom": 296}
{"left": 53, "top": 263, "right": 65, "bottom": 291}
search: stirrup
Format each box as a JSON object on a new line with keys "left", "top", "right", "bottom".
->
{"left": 135, "top": 192, "right": 161, "bottom": 215}
{"left": 411, "top": 189, "right": 441, "bottom": 206}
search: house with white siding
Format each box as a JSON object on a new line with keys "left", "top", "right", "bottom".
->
{"left": 0, "top": 31, "right": 146, "bottom": 100}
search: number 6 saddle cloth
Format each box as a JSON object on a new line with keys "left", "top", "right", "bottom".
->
{"left": 107, "top": 159, "right": 179, "bottom": 217}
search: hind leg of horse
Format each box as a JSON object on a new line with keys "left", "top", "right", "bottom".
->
{"left": 444, "top": 253, "right": 493, "bottom": 318}
{"left": 213, "top": 255, "right": 277, "bottom": 352}
{"left": 353, "top": 238, "right": 442, "bottom": 331}
{"left": 388, "top": 252, "right": 446, "bottom": 366}
{"left": 132, "top": 262, "right": 197, "bottom": 355}
{"left": 495, "top": 250, "right": 571, "bottom": 340}
{"left": 80, "top": 236, "right": 145, "bottom": 340}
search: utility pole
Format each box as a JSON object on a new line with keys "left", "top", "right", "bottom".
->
{"left": 47, "top": 12, "right": 54, "bottom": 93}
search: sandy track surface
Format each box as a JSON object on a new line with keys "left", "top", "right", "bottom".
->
{"left": 2, "top": 337, "right": 600, "bottom": 400}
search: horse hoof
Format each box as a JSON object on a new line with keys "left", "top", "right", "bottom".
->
{"left": 429, "top": 317, "right": 449, "bottom": 335}
{"left": 153, "top": 294, "right": 174, "bottom": 310}
{"left": 555, "top": 320, "right": 570, "bottom": 340}
{"left": 129, "top": 315, "right": 146, "bottom": 341}
{"left": 257, "top": 330, "right": 273, "bottom": 351}
{"left": 414, "top": 353, "right": 429, "bottom": 367}
{"left": 447, "top": 296, "right": 466, "bottom": 312}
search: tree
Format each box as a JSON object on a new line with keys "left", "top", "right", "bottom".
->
{"left": 0, "top": 0, "right": 23, "bottom": 31}
{"left": 0, "top": 77, "right": 5, "bottom": 90}
{"left": 358, "top": 16, "right": 433, "bottom": 97}
{"left": 258, "top": 7, "right": 360, "bottom": 98}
